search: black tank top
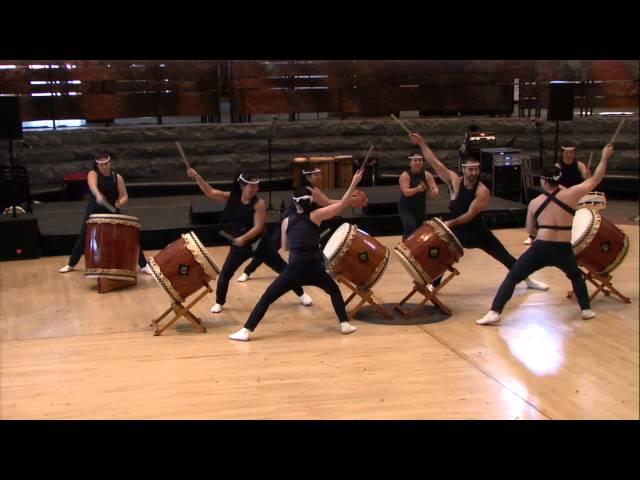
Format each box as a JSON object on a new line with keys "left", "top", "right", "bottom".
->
{"left": 449, "top": 179, "right": 482, "bottom": 227}
{"left": 228, "top": 195, "right": 262, "bottom": 239}
{"left": 286, "top": 212, "right": 322, "bottom": 264}
{"left": 558, "top": 160, "right": 582, "bottom": 188}
{"left": 88, "top": 170, "right": 119, "bottom": 213}
{"left": 398, "top": 170, "right": 426, "bottom": 214}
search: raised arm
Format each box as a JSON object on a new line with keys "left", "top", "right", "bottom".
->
{"left": 567, "top": 144, "right": 613, "bottom": 199}
{"left": 187, "top": 168, "right": 230, "bottom": 202}
{"left": 409, "top": 133, "right": 458, "bottom": 189}
{"left": 310, "top": 169, "right": 363, "bottom": 224}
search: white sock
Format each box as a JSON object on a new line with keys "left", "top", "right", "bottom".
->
{"left": 524, "top": 277, "right": 549, "bottom": 291}
{"left": 58, "top": 265, "right": 74, "bottom": 273}
{"left": 298, "top": 293, "right": 313, "bottom": 306}
{"left": 210, "top": 303, "right": 223, "bottom": 313}
{"left": 581, "top": 309, "right": 596, "bottom": 320}
{"left": 229, "top": 328, "right": 251, "bottom": 341}
{"left": 237, "top": 273, "right": 249, "bottom": 282}
{"left": 340, "top": 322, "right": 357, "bottom": 334}
{"left": 476, "top": 310, "right": 501, "bottom": 325}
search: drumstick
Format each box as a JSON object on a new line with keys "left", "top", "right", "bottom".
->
{"left": 101, "top": 200, "right": 117, "bottom": 213}
{"left": 609, "top": 118, "right": 625, "bottom": 145}
{"left": 390, "top": 113, "right": 413, "bottom": 136}
{"left": 358, "top": 145, "right": 375, "bottom": 173}
{"left": 587, "top": 152, "right": 593, "bottom": 174}
{"left": 219, "top": 230, "right": 260, "bottom": 252}
{"left": 176, "top": 141, "right": 191, "bottom": 169}
{"left": 319, "top": 228, "right": 331, "bottom": 241}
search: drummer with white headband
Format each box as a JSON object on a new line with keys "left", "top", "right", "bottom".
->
{"left": 187, "top": 167, "right": 312, "bottom": 313}
{"left": 398, "top": 153, "right": 439, "bottom": 239}
{"left": 477, "top": 143, "right": 614, "bottom": 325}
{"left": 59, "top": 152, "right": 152, "bottom": 275}
{"left": 229, "top": 168, "right": 364, "bottom": 342}
{"left": 236, "top": 163, "right": 367, "bottom": 283}
{"left": 408, "top": 132, "right": 548, "bottom": 292}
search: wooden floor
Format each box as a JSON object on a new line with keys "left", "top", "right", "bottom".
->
{"left": 1, "top": 226, "right": 638, "bottom": 419}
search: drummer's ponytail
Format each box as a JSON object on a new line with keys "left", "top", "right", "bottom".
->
{"left": 292, "top": 186, "right": 314, "bottom": 214}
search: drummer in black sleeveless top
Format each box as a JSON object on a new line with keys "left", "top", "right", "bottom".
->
{"left": 408, "top": 132, "right": 549, "bottom": 291}
{"left": 477, "top": 143, "right": 613, "bottom": 325}
{"left": 59, "top": 153, "right": 151, "bottom": 274}
{"left": 228, "top": 169, "right": 364, "bottom": 342}
{"left": 237, "top": 164, "right": 367, "bottom": 282}
{"left": 398, "top": 153, "right": 439, "bottom": 239}
{"left": 187, "top": 168, "right": 312, "bottom": 313}
{"left": 524, "top": 140, "right": 592, "bottom": 244}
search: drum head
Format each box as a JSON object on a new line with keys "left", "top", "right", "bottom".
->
{"left": 571, "top": 208, "right": 596, "bottom": 246}
{"left": 323, "top": 223, "right": 351, "bottom": 260}
{"left": 429, "top": 217, "right": 464, "bottom": 258}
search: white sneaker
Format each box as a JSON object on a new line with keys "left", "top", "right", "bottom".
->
{"left": 340, "top": 322, "right": 357, "bottom": 335}
{"left": 58, "top": 265, "right": 75, "bottom": 273}
{"left": 581, "top": 309, "right": 596, "bottom": 320}
{"left": 140, "top": 264, "right": 153, "bottom": 275}
{"left": 524, "top": 277, "right": 549, "bottom": 291}
{"left": 229, "top": 327, "right": 251, "bottom": 341}
{"left": 298, "top": 293, "right": 313, "bottom": 306}
{"left": 523, "top": 237, "right": 533, "bottom": 245}
{"left": 210, "top": 303, "right": 223, "bottom": 313}
{"left": 237, "top": 273, "right": 250, "bottom": 282}
{"left": 426, "top": 284, "right": 434, "bottom": 292}
{"left": 476, "top": 311, "right": 501, "bottom": 325}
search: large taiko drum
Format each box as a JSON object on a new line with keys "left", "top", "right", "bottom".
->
{"left": 577, "top": 191, "right": 607, "bottom": 211}
{"left": 571, "top": 208, "right": 629, "bottom": 275}
{"left": 84, "top": 214, "right": 140, "bottom": 287}
{"left": 149, "top": 231, "right": 221, "bottom": 303}
{"left": 323, "top": 223, "right": 390, "bottom": 291}
{"left": 394, "top": 218, "right": 464, "bottom": 285}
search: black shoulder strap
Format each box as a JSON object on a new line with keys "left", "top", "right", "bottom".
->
{"left": 534, "top": 188, "right": 575, "bottom": 220}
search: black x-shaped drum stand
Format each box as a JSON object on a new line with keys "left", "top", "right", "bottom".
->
{"left": 395, "top": 266, "right": 460, "bottom": 318}
{"left": 567, "top": 266, "right": 631, "bottom": 304}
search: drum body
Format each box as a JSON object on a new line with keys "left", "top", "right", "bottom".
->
{"left": 571, "top": 208, "right": 629, "bottom": 275}
{"left": 84, "top": 214, "right": 140, "bottom": 283}
{"left": 323, "top": 223, "right": 389, "bottom": 290}
{"left": 149, "top": 231, "right": 221, "bottom": 303}
{"left": 577, "top": 191, "right": 607, "bottom": 211}
{"left": 394, "top": 218, "right": 464, "bottom": 285}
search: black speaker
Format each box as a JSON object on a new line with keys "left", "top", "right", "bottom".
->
{"left": 0, "top": 214, "right": 40, "bottom": 260}
{"left": 0, "top": 96, "right": 23, "bottom": 140}
{"left": 547, "top": 82, "right": 574, "bottom": 121}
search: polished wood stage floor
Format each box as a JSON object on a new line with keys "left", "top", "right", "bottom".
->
{"left": 1, "top": 226, "right": 637, "bottom": 419}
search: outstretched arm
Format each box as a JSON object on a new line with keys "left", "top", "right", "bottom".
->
{"left": 409, "top": 133, "right": 458, "bottom": 190}
{"left": 187, "top": 168, "right": 230, "bottom": 202}
{"left": 310, "top": 170, "right": 363, "bottom": 224}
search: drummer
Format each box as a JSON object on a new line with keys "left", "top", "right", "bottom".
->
{"left": 524, "top": 140, "right": 592, "bottom": 244}
{"left": 58, "top": 153, "right": 151, "bottom": 274}
{"left": 476, "top": 144, "right": 614, "bottom": 325}
{"left": 236, "top": 163, "right": 367, "bottom": 283}
{"left": 228, "top": 169, "right": 364, "bottom": 341}
{"left": 408, "top": 132, "right": 548, "bottom": 291}
{"left": 187, "top": 167, "right": 312, "bottom": 313}
{"left": 398, "top": 153, "right": 439, "bottom": 239}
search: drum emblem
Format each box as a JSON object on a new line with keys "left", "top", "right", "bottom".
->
{"left": 178, "top": 264, "right": 191, "bottom": 276}
{"left": 600, "top": 241, "right": 610, "bottom": 253}
{"left": 428, "top": 247, "right": 440, "bottom": 258}
{"left": 358, "top": 251, "right": 369, "bottom": 263}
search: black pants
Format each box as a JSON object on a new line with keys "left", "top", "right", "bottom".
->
{"left": 491, "top": 240, "right": 590, "bottom": 313}
{"left": 399, "top": 204, "right": 423, "bottom": 240}
{"left": 244, "top": 260, "right": 348, "bottom": 331}
{"left": 452, "top": 223, "right": 517, "bottom": 271}
{"left": 216, "top": 238, "right": 304, "bottom": 305}
{"left": 68, "top": 208, "right": 147, "bottom": 268}
{"left": 243, "top": 227, "right": 282, "bottom": 276}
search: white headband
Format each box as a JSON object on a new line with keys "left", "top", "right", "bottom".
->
{"left": 408, "top": 154, "right": 423, "bottom": 160}
{"left": 461, "top": 161, "right": 480, "bottom": 167}
{"left": 237, "top": 173, "right": 260, "bottom": 185}
{"left": 541, "top": 172, "right": 562, "bottom": 181}
{"left": 293, "top": 194, "right": 313, "bottom": 202}
{"left": 302, "top": 168, "right": 321, "bottom": 175}
{"left": 95, "top": 156, "right": 111, "bottom": 164}
{"left": 561, "top": 146, "right": 576, "bottom": 151}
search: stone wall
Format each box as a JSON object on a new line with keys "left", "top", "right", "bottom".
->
{"left": 13, "top": 116, "right": 639, "bottom": 188}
